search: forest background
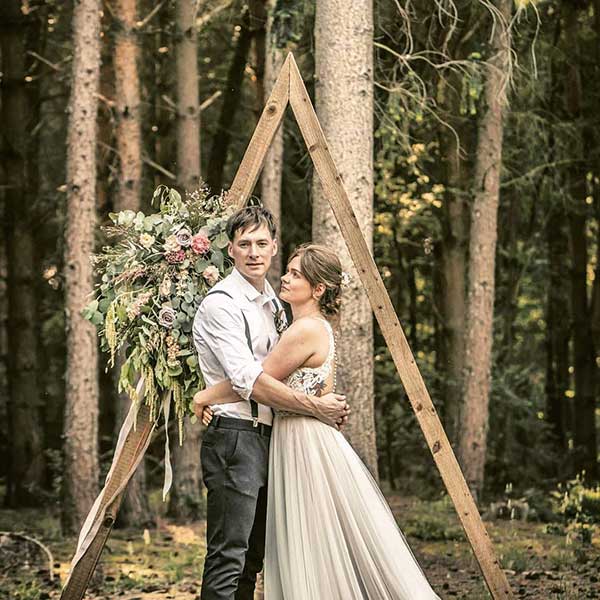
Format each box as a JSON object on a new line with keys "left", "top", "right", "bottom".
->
{"left": 1, "top": 0, "right": 600, "bottom": 598}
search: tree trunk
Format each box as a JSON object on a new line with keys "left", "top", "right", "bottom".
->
{"left": 312, "top": 0, "right": 378, "bottom": 477}
{"left": 206, "top": 11, "right": 253, "bottom": 193}
{"left": 168, "top": 0, "right": 203, "bottom": 521}
{"left": 436, "top": 73, "right": 468, "bottom": 447}
{"left": 113, "top": 0, "right": 151, "bottom": 527}
{"left": 175, "top": 0, "right": 201, "bottom": 192}
{"left": 0, "top": 1, "right": 46, "bottom": 507}
{"left": 62, "top": 0, "right": 102, "bottom": 534}
{"left": 563, "top": 2, "right": 598, "bottom": 481}
{"left": 0, "top": 191, "right": 6, "bottom": 504}
{"left": 458, "top": 0, "right": 511, "bottom": 501}
{"left": 261, "top": 0, "right": 285, "bottom": 285}
{"left": 545, "top": 203, "right": 571, "bottom": 454}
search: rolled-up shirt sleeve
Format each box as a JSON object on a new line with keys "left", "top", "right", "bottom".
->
{"left": 193, "top": 295, "right": 263, "bottom": 400}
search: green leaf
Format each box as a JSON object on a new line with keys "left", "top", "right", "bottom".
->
{"left": 194, "top": 258, "right": 210, "bottom": 273}
{"left": 186, "top": 355, "right": 198, "bottom": 369}
{"left": 98, "top": 298, "right": 111, "bottom": 312}
{"left": 214, "top": 232, "right": 229, "bottom": 249}
{"left": 168, "top": 364, "right": 183, "bottom": 376}
{"left": 211, "top": 250, "right": 224, "bottom": 270}
{"left": 91, "top": 311, "right": 104, "bottom": 326}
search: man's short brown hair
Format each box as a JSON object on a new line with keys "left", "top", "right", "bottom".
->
{"left": 226, "top": 205, "right": 277, "bottom": 241}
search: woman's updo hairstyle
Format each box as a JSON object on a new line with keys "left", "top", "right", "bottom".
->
{"left": 288, "top": 243, "right": 343, "bottom": 316}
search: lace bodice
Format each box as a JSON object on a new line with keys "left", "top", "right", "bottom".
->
{"left": 276, "top": 318, "right": 335, "bottom": 417}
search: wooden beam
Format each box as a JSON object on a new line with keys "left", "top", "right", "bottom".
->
{"left": 229, "top": 54, "right": 290, "bottom": 208}
{"left": 61, "top": 405, "right": 155, "bottom": 600}
{"left": 287, "top": 53, "right": 514, "bottom": 600}
{"left": 62, "top": 51, "right": 514, "bottom": 600}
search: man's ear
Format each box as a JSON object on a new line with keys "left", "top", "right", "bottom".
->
{"left": 272, "top": 238, "right": 278, "bottom": 256}
{"left": 227, "top": 240, "right": 233, "bottom": 256}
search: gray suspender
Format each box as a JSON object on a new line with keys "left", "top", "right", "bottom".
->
{"left": 204, "top": 289, "right": 280, "bottom": 426}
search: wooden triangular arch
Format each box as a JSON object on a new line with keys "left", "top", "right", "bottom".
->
{"left": 61, "top": 53, "right": 514, "bottom": 600}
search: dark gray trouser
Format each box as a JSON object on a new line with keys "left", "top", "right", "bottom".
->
{"left": 200, "top": 424, "right": 270, "bottom": 600}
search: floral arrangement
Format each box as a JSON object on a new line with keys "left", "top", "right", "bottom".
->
{"left": 84, "top": 185, "right": 235, "bottom": 441}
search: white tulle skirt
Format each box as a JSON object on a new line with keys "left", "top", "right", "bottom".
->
{"left": 263, "top": 415, "right": 441, "bottom": 600}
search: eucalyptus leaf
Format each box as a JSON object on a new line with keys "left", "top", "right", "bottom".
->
{"left": 214, "top": 232, "right": 229, "bottom": 249}
{"left": 211, "top": 249, "right": 224, "bottom": 270}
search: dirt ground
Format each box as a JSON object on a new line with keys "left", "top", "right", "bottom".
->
{"left": 1, "top": 494, "right": 599, "bottom": 599}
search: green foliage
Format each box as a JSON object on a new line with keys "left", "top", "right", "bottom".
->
{"left": 551, "top": 475, "right": 600, "bottom": 545}
{"left": 84, "top": 186, "right": 233, "bottom": 437}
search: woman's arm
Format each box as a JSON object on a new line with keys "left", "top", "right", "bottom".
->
{"left": 193, "top": 318, "right": 325, "bottom": 415}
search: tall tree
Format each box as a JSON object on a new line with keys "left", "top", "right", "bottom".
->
{"left": 312, "top": 0, "right": 378, "bottom": 476}
{"left": 168, "top": 0, "right": 203, "bottom": 521}
{"left": 206, "top": 8, "right": 254, "bottom": 193}
{"left": 458, "top": 0, "right": 512, "bottom": 501}
{"left": 0, "top": 0, "right": 46, "bottom": 507}
{"left": 62, "top": 0, "right": 102, "bottom": 534}
{"left": 436, "top": 68, "right": 470, "bottom": 445}
{"left": 261, "top": 0, "right": 285, "bottom": 284}
{"left": 563, "top": 0, "right": 598, "bottom": 481}
{"left": 545, "top": 201, "right": 571, "bottom": 454}
{"left": 175, "top": 0, "right": 201, "bottom": 192}
{"left": 113, "top": 0, "right": 151, "bottom": 526}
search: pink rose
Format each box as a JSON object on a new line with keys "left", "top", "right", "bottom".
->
{"left": 166, "top": 249, "right": 186, "bottom": 264}
{"left": 191, "top": 233, "right": 211, "bottom": 255}
{"left": 202, "top": 265, "right": 220, "bottom": 287}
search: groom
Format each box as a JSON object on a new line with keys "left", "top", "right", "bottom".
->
{"left": 192, "top": 204, "right": 349, "bottom": 600}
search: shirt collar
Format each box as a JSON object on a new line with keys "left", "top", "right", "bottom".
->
{"left": 232, "top": 267, "right": 276, "bottom": 306}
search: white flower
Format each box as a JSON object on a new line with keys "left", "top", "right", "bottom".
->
{"left": 158, "top": 306, "right": 177, "bottom": 328}
{"left": 139, "top": 233, "right": 155, "bottom": 249}
{"left": 164, "top": 234, "right": 180, "bottom": 253}
{"left": 175, "top": 227, "right": 192, "bottom": 247}
{"left": 159, "top": 276, "right": 172, "bottom": 297}
{"left": 202, "top": 265, "right": 220, "bottom": 287}
{"left": 117, "top": 210, "right": 136, "bottom": 227}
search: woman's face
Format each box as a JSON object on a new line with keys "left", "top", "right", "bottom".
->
{"left": 279, "top": 255, "right": 315, "bottom": 305}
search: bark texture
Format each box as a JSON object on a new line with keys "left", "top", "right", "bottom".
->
{"left": 312, "top": 0, "right": 378, "bottom": 477}
{"left": 261, "top": 0, "right": 285, "bottom": 285}
{"left": 561, "top": 1, "right": 598, "bottom": 481}
{"left": 545, "top": 203, "right": 571, "bottom": 454}
{"left": 169, "top": 0, "right": 203, "bottom": 520}
{"left": 458, "top": 0, "right": 512, "bottom": 501}
{"left": 206, "top": 11, "right": 253, "bottom": 193}
{"left": 113, "top": 0, "right": 151, "bottom": 526}
{"left": 62, "top": 0, "right": 102, "bottom": 534}
{"left": 437, "top": 71, "right": 469, "bottom": 445}
{"left": 0, "top": 1, "right": 46, "bottom": 507}
{"left": 175, "top": 0, "right": 201, "bottom": 191}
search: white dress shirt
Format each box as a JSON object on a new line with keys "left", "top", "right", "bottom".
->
{"left": 193, "top": 268, "right": 281, "bottom": 425}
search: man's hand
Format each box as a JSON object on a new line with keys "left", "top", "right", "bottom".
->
{"left": 312, "top": 392, "right": 350, "bottom": 429}
{"left": 201, "top": 406, "right": 214, "bottom": 427}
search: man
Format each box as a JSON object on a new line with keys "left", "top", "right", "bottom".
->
{"left": 192, "top": 205, "right": 349, "bottom": 600}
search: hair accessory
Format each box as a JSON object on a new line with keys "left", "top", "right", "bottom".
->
{"left": 341, "top": 271, "right": 351, "bottom": 287}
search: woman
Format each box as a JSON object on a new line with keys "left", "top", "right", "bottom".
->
{"left": 193, "top": 244, "right": 441, "bottom": 599}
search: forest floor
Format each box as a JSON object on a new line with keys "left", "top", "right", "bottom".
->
{"left": 0, "top": 493, "right": 599, "bottom": 600}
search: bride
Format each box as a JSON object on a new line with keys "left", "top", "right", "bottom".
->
{"left": 193, "top": 243, "right": 441, "bottom": 599}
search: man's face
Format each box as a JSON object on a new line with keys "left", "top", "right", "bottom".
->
{"left": 228, "top": 223, "right": 278, "bottom": 286}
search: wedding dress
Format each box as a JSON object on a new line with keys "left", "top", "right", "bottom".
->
{"left": 263, "top": 318, "right": 441, "bottom": 599}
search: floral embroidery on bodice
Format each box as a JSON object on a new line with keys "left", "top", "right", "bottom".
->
{"left": 276, "top": 318, "right": 335, "bottom": 417}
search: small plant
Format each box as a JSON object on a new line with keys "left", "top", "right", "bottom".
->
{"left": 551, "top": 473, "right": 600, "bottom": 546}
